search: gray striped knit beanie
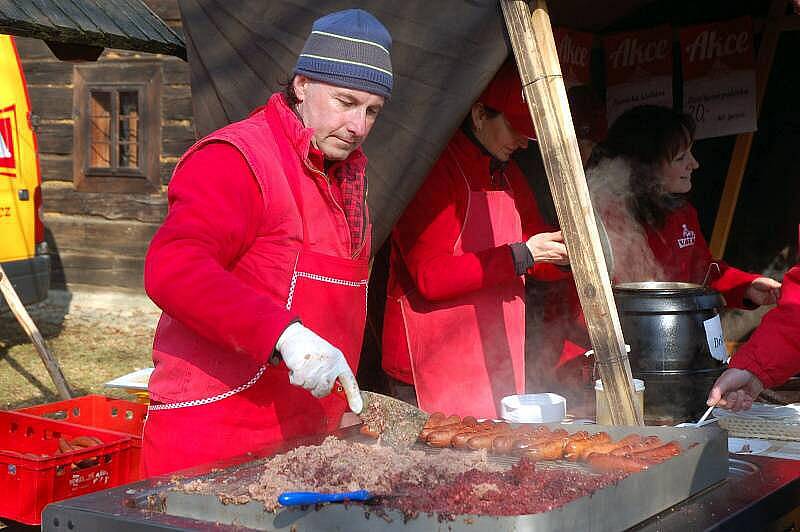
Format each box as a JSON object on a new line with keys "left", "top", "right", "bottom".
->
{"left": 294, "top": 9, "right": 393, "bottom": 98}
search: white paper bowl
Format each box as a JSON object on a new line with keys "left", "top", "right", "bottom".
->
{"left": 501, "top": 393, "right": 567, "bottom": 423}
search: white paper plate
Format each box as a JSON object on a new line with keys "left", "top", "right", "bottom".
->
{"left": 728, "top": 437, "right": 770, "bottom": 455}
{"left": 501, "top": 393, "right": 566, "bottom": 423}
{"left": 104, "top": 367, "right": 154, "bottom": 390}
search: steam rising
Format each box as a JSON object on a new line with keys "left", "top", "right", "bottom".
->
{"left": 586, "top": 158, "right": 668, "bottom": 283}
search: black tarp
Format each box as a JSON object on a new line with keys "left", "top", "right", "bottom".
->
{"left": 177, "top": 0, "right": 651, "bottom": 248}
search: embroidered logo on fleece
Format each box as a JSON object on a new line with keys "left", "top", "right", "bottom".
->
{"left": 677, "top": 224, "right": 696, "bottom": 249}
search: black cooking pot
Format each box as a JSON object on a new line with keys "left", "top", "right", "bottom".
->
{"left": 613, "top": 282, "right": 726, "bottom": 424}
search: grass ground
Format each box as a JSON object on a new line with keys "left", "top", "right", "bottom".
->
{"left": 0, "top": 317, "right": 153, "bottom": 410}
{"left": 0, "top": 306, "right": 155, "bottom": 530}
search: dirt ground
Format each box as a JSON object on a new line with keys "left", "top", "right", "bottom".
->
{"left": 0, "top": 286, "right": 159, "bottom": 410}
{"left": 0, "top": 287, "right": 159, "bottom": 530}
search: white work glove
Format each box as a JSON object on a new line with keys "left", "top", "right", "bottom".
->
{"left": 276, "top": 323, "right": 363, "bottom": 414}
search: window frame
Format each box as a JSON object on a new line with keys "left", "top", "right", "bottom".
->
{"left": 73, "top": 64, "right": 161, "bottom": 193}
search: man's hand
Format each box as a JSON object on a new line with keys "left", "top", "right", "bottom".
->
{"left": 707, "top": 368, "right": 764, "bottom": 412}
{"left": 525, "top": 231, "right": 570, "bottom": 266}
{"left": 276, "top": 323, "right": 363, "bottom": 413}
{"left": 745, "top": 277, "right": 782, "bottom": 306}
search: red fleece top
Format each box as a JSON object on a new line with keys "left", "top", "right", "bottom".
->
{"left": 386, "top": 129, "right": 563, "bottom": 303}
{"left": 646, "top": 202, "right": 759, "bottom": 308}
{"left": 382, "top": 130, "right": 565, "bottom": 382}
{"left": 145, "top": 140, "right": 360, "bottom": 364}
{"left": 730, "top": 263, "right": 800, "bottom": 388}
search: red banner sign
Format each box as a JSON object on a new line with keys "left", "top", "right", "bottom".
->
{"left": 603, "top": 25, "right": 673, "bottom": 125}
{"left": 554, "top": 27, "right": 594, "bottom": 87}
{"left": 603, "top": 25, "right": 673, "bottom": 86}
{"left": 679, "top": 17, "right": 755, "bottom": 80}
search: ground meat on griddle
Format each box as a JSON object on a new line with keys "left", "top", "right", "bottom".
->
{"left": 383, "top": 458, "right": 626, "bottom": 517}
{"left": 246, "top": 436, "right": 501, "bottom": 511}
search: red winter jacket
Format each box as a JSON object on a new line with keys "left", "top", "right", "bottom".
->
{"left": 729, "top": 261, "right": 800, "bottom": 388}
{"left": 382, "top": 129, "right": 563, "bottom": 383}
{"left": 554, "top": 201, "right": 761, "bottom": 369}
{"left": 645, "top": 203, "right": 758, "bottom": 307}
{"left": 145, "top": 94, "right": 369, "bottom": 402}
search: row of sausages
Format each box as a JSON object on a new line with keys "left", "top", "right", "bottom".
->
{"left": 419, "top": 413, "right": 681, "bottom": 473}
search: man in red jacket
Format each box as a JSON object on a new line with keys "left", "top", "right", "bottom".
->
{"left": 707, "top": 253, "right": 800, "bottom": 411}
{"left": 142, "top": 9, "right": 392, "bottom": 476}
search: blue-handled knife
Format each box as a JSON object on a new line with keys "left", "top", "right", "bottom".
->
{"left": 278, "top": 490, "right": 373, "bottom": 506}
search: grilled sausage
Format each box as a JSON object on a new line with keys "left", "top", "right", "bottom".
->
{"left": 461, "top": 416, "right": 479, "bottom": 427}
{"left": 420, "top": 415, "right": 463, "bottom": 440}
{"left": 57, "top": 437, "right": 75, "bottom": 454}
{"left": 491, "top": 426, "right": 539, "bottom": 454}
{"left": 512, "top": 428, "right": 566, "bottom": 452}
{"left": 586, "top": 454, "right": 649, "bottom": 473}
{"left": 521, "top": 435, "right": 569, "bottom": 461}
{"left": 631, "top": 441, "right": 681, "bottom": 463}
{"left": 451, "top": 421, "right": 497, "bottom": 449}
{"left": 70, "top": 436, "right": 103, "bottom": 448}
{"left": 563, "top": 431, "right": 612, "bottom": 461}
{"left": 492, "top": 426, "right": 550, "bottom": 454}
{"left": 610, "top": 435, "right": 663, "bottom": 456}
{"left": 465, "top": 424, "right": 514, "bottom": 450}
{"left": 573, "top": 434, "right": 642, "bottom": 460}
{"left": 426, "top": 424, "right": 467, "bottom": 447}
{"left": 423, "top": 412, "right": 447, "bottom": 429}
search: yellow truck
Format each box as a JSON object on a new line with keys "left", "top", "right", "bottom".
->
{"left": 0, "top": 34, "right": 49, "bottom": 307}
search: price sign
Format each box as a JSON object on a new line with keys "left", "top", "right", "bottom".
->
{"left": 603, "top": 26, "right": 673, "bottom": 125}
{"left": 680, "top": 17, "right": 757, "bottom": 139}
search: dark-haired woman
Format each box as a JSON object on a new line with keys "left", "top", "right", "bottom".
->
{"left": 589, "top": 104, "right": 780, "bottom": 306}
{"left": 552, "top": 105, "right": 781, "bottom": 374}
{"left": 381, "top": 61, "right": 570, "bottom": 418}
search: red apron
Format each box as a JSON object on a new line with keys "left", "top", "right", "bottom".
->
{"left": 143, "top": 152, "right": 369, "bottom": 477}
{"left": 402, "top": 155, "right": 525, "bottom": 418}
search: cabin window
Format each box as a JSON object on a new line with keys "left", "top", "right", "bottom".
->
{"left": 73, "top": 64, "right": 161, "bottom": 193}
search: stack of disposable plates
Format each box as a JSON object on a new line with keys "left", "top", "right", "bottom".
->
{"left": 501, "top": 393, "right": 567, "bottom": 423}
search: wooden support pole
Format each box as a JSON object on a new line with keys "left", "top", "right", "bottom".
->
{"left": 500, "top": 0, "right": 642, "bottom": 425}
{"left": 0, "top": 265, "right": 72, "bottom": 400}
{"left": 709, "top": 0, "right": 787, "bottom": 259}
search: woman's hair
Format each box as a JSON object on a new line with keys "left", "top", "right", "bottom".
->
{"left": 588, "top": 105, "right": 696, "bottom": 228}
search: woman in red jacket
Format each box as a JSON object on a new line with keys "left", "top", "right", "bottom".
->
{"left": 586, "top": 105, "right": 780, "bottom": 306}
{"left": 551, "top": 105, "right": 782, "bottom": 381}
{"left": 381, "top": 61, "right": 570, "bottom": 418}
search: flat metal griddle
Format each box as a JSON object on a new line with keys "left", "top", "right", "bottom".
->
{"left": 106, "top": 424, "right": 728, "bottom": 532}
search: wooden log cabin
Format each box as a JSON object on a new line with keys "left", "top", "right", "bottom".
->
{"left": 13, "top": 0, "right": 194, "bottom": 290}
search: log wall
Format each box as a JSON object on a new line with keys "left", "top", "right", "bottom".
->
{"left": 16, "top": 0, "right": 194, "bottom": 290}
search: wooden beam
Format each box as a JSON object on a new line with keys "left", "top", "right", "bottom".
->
{"left": 0, "top": 265, "right": 72, "bottom": 400}
{"left": 709, "top": 0, "right": 788, "bottom": 259}
{"left": 500, "top": 0, "right": 641, "bottom": 425}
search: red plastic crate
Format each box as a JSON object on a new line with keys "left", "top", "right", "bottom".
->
{"left": 0, "top": 410, "right": 133, "bottom": 525}
{"left": 18, "top": 395, "right": 147, "bottom": 481}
